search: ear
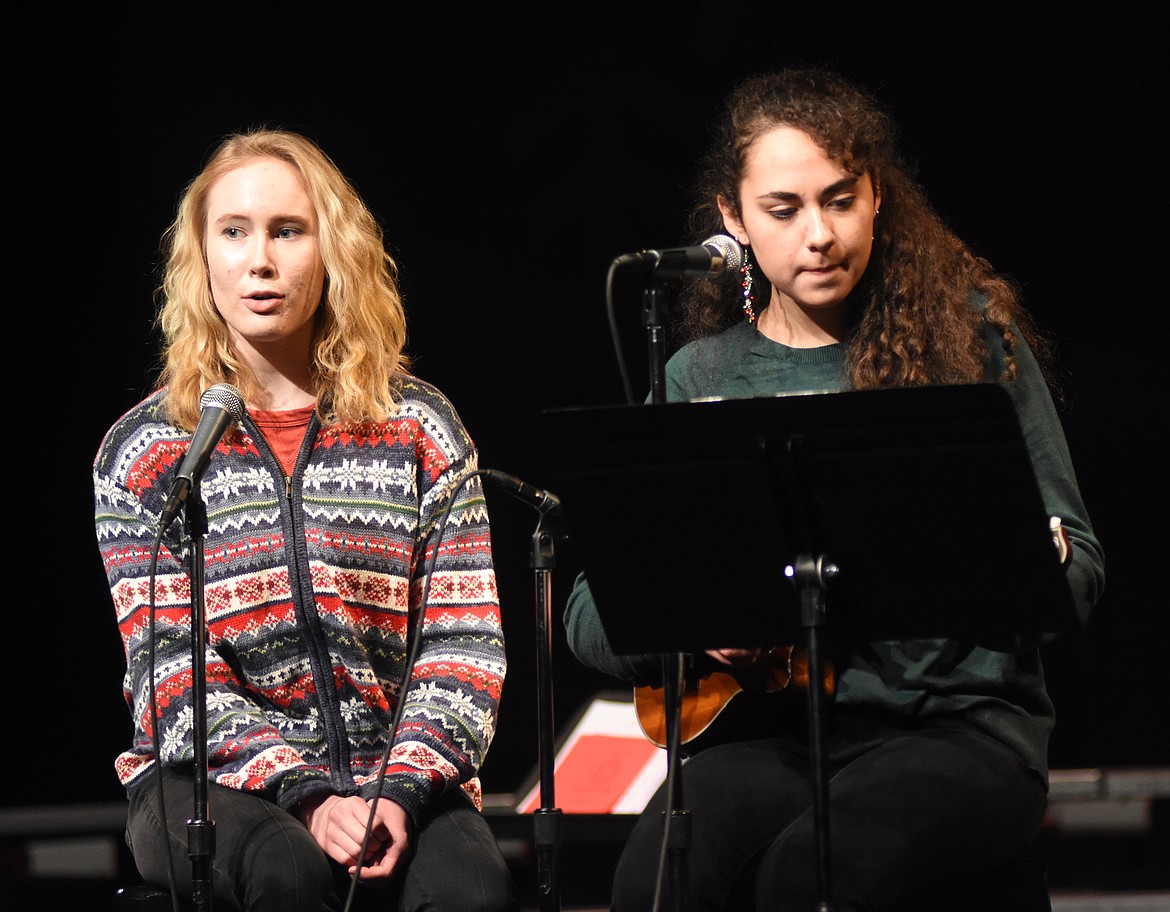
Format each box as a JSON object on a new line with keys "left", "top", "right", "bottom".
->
{"left": 717, "top": 194, "right": 746, "bottom": 244}
{"left": 871, "top": 176, "right": 882, "bottom": 214}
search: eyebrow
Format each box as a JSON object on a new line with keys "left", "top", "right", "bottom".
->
{"left": 211, "top": 213, "right": 312, "bottom": 226}
{"left": 756, "top": 176, "right": 860, "bottom": 203}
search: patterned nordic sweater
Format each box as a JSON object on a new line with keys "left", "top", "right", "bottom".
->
{"left": 93, "top": 375, "right": 505, "bottom": 823}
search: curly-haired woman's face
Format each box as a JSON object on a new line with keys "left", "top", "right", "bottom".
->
{"left": 204, "top": 156, "right": 326, "bottom": 368}
{"left": 719, "top": 126, "right": 880, "bottom": 346}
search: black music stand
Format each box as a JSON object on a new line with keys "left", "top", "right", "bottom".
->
{"left": 537, "top": 383, "right": 1078, "bottom": 911}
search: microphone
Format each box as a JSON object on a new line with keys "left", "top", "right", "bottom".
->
{"left": 158, "top": 383, "right": 246, "bottom": 530}
{"left": 480, "top": 469, "right": 562, "bottom": 515}
{"left": 612, "top": 234, "right": 744, "bottom": 284}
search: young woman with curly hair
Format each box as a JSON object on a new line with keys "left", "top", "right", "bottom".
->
{"left": 564, "top": 69, "right": 1104, "bottom": 911}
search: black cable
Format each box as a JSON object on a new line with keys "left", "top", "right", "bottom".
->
{"left": 650, "top": 655, "right": 684, "bottom": 912}
{"left": 606, "top": 258, "right": 638, "bottom": 406}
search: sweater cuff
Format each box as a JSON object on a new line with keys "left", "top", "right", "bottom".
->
{"left": 276, "top": 772, "right": 338, "bottom": 815}
{"left": 358, "top": 775, "right": 433, "bottom": 828}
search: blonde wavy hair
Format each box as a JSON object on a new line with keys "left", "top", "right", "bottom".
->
{"left": 156, "top": 128, "right": 409, "bottom": 430}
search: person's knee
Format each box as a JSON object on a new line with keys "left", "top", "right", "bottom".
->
{"left": 236, "top": 809, "right": 335, "bottom": 910}
{"left": 407, "top": 851, "right": 516, "bottom": 912}
{"left": 610, "top": 816, "right": 665, "bottom": 912}
{"left": 402, "top": 801, "right": 519, "bottom": 912}
{"left": 612, "top": 860, "right": 658, "bottom": 912}
{"left": 243, "top": 857, "right": 334, "bottom": 911}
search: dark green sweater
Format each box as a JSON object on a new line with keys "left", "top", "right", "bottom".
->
{"left": 564, "top": 320, "right": 1105, "bottom": 785}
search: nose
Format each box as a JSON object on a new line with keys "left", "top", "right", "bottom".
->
{"left": 247, "top": 236, "right": 276, "bottom": 277}
{"left": 804, "top": 209, "right": 834, "bottom": 251}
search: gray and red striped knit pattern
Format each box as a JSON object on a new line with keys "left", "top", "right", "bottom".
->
{"left": 93, "top": 375, "right": 505, "bottom": 821}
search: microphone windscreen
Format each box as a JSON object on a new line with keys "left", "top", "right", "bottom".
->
{"left": 701, "top": 234, "right": 745, "bottom": 283}
{"left": 200, "top": 383, "right": 246, "bottom": 419}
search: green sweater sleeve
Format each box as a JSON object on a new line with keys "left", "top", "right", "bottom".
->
{"left": 1002, "top": 335, "right": 1105, "bottom": 625}
{"left": 563, "top": 571, "right": 662, "bottom": 682}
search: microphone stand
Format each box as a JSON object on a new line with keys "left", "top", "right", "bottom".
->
{"left": 479, "top": 468, "right": 568, "bottom": 910}
{"left": 643, "top": 284, "right": 690, "bottom": 912}
{"left": 183, "top": 482, "right": 216, "bottom": 911}
{"left": 644, "top": 285, "right": 668, "bottom": 406}
{"left": 530, "top": 508, "right": 566, "bottom": 912}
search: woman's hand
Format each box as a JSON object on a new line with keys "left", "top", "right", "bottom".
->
{"left": 298, "top": 793, "right": 410, "bottom": 879}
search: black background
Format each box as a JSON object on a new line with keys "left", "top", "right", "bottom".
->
{"left": 8, "top": 4, "right": 1167, "bottom": 810}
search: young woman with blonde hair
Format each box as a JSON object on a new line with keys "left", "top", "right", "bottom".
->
{"left": 95, "top": 128, "right": 517, "bottom": 912}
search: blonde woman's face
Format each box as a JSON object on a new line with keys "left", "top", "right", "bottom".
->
{"left": 204, "top": 156, "right": 326, "bottom": 367}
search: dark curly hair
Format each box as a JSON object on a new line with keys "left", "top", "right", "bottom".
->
{"left": 682, "top": 67, "right": 1047, "bottom": 388}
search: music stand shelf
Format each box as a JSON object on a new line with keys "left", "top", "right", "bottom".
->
{"left": 537, "top": 383, "right": 1077, "bottom": 657}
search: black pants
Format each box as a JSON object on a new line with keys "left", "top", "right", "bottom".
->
{"left": 611, "top": 726, "right": 1047, "bottom": 912}
{"left": 127, "top": 767, "right": 519, "bottom": 912}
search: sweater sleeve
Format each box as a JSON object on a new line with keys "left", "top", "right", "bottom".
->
{"left": 561, "top": 339, "right": 703, "bottom": 682}
{"left": 1002, "top": 336, "right": 1105, "bottom": 626}
{"left": 362, "top": 383, "right": 506, "bottom": 820}
{"left": 562, "top": 339, "right": 732, "bottom": 683}
{"left": 563, "top": 572, "right": 661, "bottom": 682}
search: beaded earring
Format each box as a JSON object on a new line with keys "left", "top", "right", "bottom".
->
{"left": 740, "top": 246, "right": 756, "bottom": 323}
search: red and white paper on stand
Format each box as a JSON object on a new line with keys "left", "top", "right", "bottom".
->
{"left": 518, "top": 695, "right": 667, "bottom": 815}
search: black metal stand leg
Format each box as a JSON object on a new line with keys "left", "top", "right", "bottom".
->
{"left": 477, "top": 469, "right": 570, "bottom": 911}
{"left": 642, "top": 283, "right": 690, "bottom": 911}
{"left": 643, "top": 286, "right": 668, "bottom": 405}
{"left": 184, "top": 490, "right": 215, "bottom": 911}
{"left": 531, "top": 524, "right": 562, "bottom": 912}
{"left": 789, "top": 554, "right": 838, "bottom": 912}
{"left": 659, "top": 651, "right": 690, "bottom": 912}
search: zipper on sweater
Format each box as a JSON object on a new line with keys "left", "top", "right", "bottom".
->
{"left": 244, "top": 413, "right": 356, "bottom": 791}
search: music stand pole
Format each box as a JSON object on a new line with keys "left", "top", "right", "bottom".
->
{"left": 183, "top": 484, "right": 215, "bottom": 911}
{"left": 643, "top": 284, "right": 690, "bottom": 912}
{"left": 531, "top": 514, "right": 564, "bottom": 912}
{"left": 788, "top": 555, "right": 838, "bottom": 912}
